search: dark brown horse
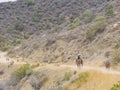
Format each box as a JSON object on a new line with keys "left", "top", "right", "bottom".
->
{"left": 76, "top": 55, "right": 83, "bottom": 68}
{"left": 104, "top": 60, "right": 110, "bottom": 69}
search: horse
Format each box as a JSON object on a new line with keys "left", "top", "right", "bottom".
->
{"left": 104, "top": 60, "right": 110, "bottom": 69}
{"left": 76, "top": 58, "right": 83, "bottom": 68}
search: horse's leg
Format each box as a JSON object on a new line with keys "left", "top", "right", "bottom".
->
{"left": 81, "top": 61, "right": 83, "bottom": 67}
{"left": 108, "top": 64, "right": 110, "bottom": 70}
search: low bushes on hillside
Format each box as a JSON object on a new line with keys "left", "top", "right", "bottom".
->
{"left": 0, "top": 35, "right": 10, "bottom": 51}
{"left": 68, "top": 11, "right": 95, "bottom": 30}
{"left": 81, "top": 11, "right": 95, "bottom": 23}
{"left": 6, "top": 64, "right": 32, "bottom": 86}
{"left": 68, "top": 19, "right": 80, "bottom": 30}
{"left": 105, "top": 4, "right": 114, "bottom": 17}
{"left": 14, "top": 21, "right": 24, "bottom": 31}
{"left": 86, "top": 16, "right": 107, "bottom": 40}
{"left": 12, "top": 39, "right": 21, "bottom": 46}
{"left": 111, "top": 48, "right": 120, "bottom": 64}
{"left": 54, "top": 24, "right": 62, "bottom": 31}
{"left": 25, "top": 0, "right": 35, "bottom": 5}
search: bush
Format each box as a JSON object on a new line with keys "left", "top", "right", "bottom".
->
{"left": 68, "top": 11, "right": 95, "bottom": 30}
{"left": 111, "top": 48, "right": 120, "bottom": 64}
{"left": 54, "top": 25, "right": 62, "bottom": 31}
{"left": 81, "top": 11, "right": 95, "bottom": 23}
{"left": 105, "top": 5, "right": 114, "bottom": 17}
{"left": 63, "top": 72, "right": 73, "bottom": 81}
{"left": 25, "top": 0, "right": 35, "bottom": 5}
{"left": 64, "top": 72, "right": 89, "bottom": 90}
{"left": 111, "top": 81, "right": 120, "bottom": 90}
{"left": 95, "top": 16, "right": 106, "bottom": 22}
{"left": 14, "top": 21, "right": 24, "bottom": 31}
{"left": 68, "top": 18, "right": 81, "bottom": 30}
{"left": 86, "top": 18, "right": 107, "bottom": 40}
{"left": 12, "top": 39, "right": 21, "bottom": 46}
{"left": 13, "top": 64, "right": 32, "bottom": 79}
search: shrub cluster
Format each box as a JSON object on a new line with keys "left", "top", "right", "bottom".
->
{"left": 86, "top": 16, "right": 107, "bottom": 40}
{"left": 13, "top": 64, "right": 32, "bottom": 79}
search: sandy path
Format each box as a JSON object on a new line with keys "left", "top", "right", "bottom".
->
{"left": 0, "top": 52, "right": 120, "bottom": 75}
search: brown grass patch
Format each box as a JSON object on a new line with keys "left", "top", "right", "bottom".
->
{"left": 78, "top": 71, "right": 120, "bottom": 90}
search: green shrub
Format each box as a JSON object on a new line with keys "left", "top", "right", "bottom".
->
{"left": 54, "top": 25, "right": 62, "bottom": 31}
{"left": 25, "top": 0, "right": 34, "bottom": 5}
{"left": 81, "top": 11, "right": 95, "bottom": 23}
{"left": 95, "top": 16, "right": 106, "bottom": 22}
{"left": 68, "top": 19, "right": 81, "bottom": 30}
{"left": 105, "top": 5, "right": 114, "bottom": 17}
{"left": 111, "top": 81, "right": 120, "bottom": 90}
{"left": 68, "top": 11, "right": 95, "bottom": 30}
{"left": 13, "top": 64, "right": 32, "bottom": 79}
{"left": 14, "top": 21, "right": 24, "bottom": 31}
{"left": 111, "top": 48, "right": 120, "bottom": 64}
{"left": 12, "top": 39, "right": 21, "bottom": 46}
{"left": 86, "top": 19, "right": 107, "bottom": 40}
{"left": 0, "top": 35, "right": 11, "bottom": 51}
{"left": 63, "top": 72, "right": 73, "bottom": 81}
{"left": 74, "top": 70, "right": 77, "bottom": 75}
{"left": 64, "top": 72, "right": 89, "bottom": 90}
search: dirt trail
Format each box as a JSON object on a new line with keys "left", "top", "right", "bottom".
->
{"left": 0, "top": 52, "right": 120, "bottom": 75}
{"left": 60, "top": 65, "right": 120, "bottom": 75}
{"left": 0, "top": 52, "right": 26, "bottom": 64}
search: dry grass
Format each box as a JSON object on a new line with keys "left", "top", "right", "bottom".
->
{"left": 78, "top": 71, "right": 120, "bottom": 90}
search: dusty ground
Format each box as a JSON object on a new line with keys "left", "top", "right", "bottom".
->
{"left": 0, "top": 52, "right": 120, "bottom": 90}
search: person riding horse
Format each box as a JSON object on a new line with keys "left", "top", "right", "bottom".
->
{"left": 76, "top": 55, "right": 83, "bottom": 67}
{"left": 104, "top": 52, "right": 111, "bottom": 69}
{"left": 105, "top": 60, "right": 110, "bottom": 69}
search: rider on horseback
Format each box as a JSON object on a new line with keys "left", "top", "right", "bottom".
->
{"left": 76, "top": 55, "right": 83, "bottom": 67}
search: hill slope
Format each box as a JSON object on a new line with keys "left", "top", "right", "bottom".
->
{"left": 0, "top": 0, "right": 120, "bottom": 63}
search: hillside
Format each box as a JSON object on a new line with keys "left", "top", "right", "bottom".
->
{"left": 0, "top": 0, "right": 120, "bottom": 63}
{"left": 0, "top": 0, "right": 105, "bottom": 51}
{"left": 0, "top": 0, "right": 120, "bottom": 90}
